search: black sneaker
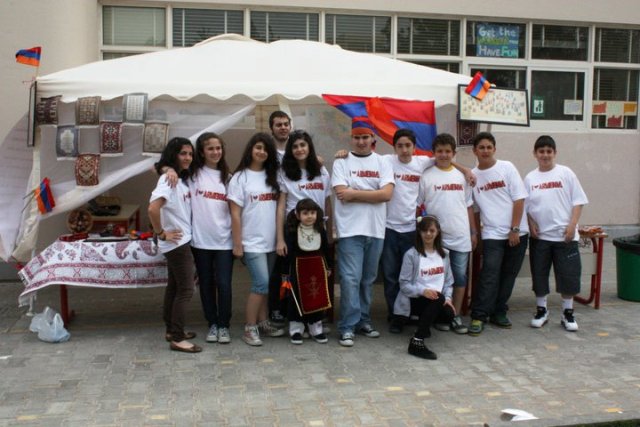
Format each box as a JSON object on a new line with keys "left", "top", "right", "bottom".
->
{"left": 312, "top": 333, "right": 328, "bottom": 344}
{"left": 561, "top": 309, "right": 578, "bottom": 331}
{"left": 531, "top": 306, "right": 549, "bottom": 328}
{"left": 388, "top": 317, "right": 404, "bottom": 334}
{"left": 290, "top": 332, "right": 303, "bottom": 345}
{"left": 356, "top": 324, "right": 380, "bottom": 338}
{"left": 407, "top": 337, "right": 437, "bottom": 360}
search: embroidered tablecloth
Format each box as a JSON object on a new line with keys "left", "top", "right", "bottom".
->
{"left": 18, "top": 240, "right": 167, "bottom": 306}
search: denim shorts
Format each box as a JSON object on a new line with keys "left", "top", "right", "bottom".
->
{"left": 448, "top": 249, "right": 470, "bottom": 288}
{"left": 243, "top": 251, "right": 276, "bottom": 295}
{"left": 529, "top": 238, "right": 581, "bottom": 296}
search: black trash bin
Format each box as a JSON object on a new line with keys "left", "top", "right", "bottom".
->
{"left": 612, "top": 234, "right": 640, "bottom": 302}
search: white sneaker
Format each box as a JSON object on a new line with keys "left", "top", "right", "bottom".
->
{"left": 218, "top": 327, "right": 231, "bottom": 344}
{"left": 258, "top": 320, "right": 285, "bottom": 337}
{"left": 561, "top": 309, "right": 578, "bottom": 332}
{"left": 206, "top": 324, "right": 218, "bottom": 342}
{"left": 242, "top": 324, "right": 262, "bottom": 346}
{"left": 530, "top": 307, "right": 549, "bottom": 328}
{"left": 339, "top": 332, "right": 355, "bottom": 347}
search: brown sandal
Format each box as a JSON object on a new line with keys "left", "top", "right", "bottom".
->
{"left": 165, "top": 331, "right": 196, "bottom": 342}
{"left": 170, "top": 341, "right": 203, "bottom": 353}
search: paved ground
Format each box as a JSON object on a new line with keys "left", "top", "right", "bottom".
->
{"left": 1, "top": 238, "right": 639, "bottom": 427}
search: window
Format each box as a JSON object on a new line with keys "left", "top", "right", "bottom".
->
{"left": 397, "top": 18, "right": 460, "bottom": 56}
{"left": 103, "top": 6, "right": 166, "bottom": 47}
{"left": 592, "top": 69, "right": 639, "bottom": 129}
{"left": 595, "top": 28, "right": 640, "bottom": 63}
{"left": 173, "top": 9, "right": 243, "bottom": 47}
{"left": 466, "top": 22, "right": 526, "bottom": 59}
{"left": 532, "top": 24, "right": 588, "bottom": 61}
{"left": 415, "top": 62, "right": 460, "bottom": 73}
{"left": 530, "top": 71, "right": 584, "bottom": 121}
{"left": 326, "top": 14, "right": 391, "bottom": 53}
{"left": 102, "top": 52, "right": 139, "bottom": 60}
{"left": 470, "top": 68, "right": 525, "bottom": 89}
{"left": 251, "top": 11, "right": 318, "bottom": 42}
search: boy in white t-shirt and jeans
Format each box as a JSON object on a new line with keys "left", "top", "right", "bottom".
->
{"left": 524, "top": 135, "right": 588, "bottom": 331}
{"left": 469, "top": 132, "right": 529, "bottom": 336}
{"left": 332, "top": 120, "right": 395, "bottom": 347}
{"left": 416, "top": 133, "right": 477, "bottom": 334}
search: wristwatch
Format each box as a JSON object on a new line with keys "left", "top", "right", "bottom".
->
{"left": 510, "top": 226, "right": 520, "bottom": 233}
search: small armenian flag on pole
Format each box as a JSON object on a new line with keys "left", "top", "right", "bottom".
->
{"left": 465, "top": 71, "right": 491, "bottom": 101}
{"left": 25, "top": 177, "right": 55, "bottom": 214}
{"left": 15, "top": 46, "right": 42, "bottom": 67}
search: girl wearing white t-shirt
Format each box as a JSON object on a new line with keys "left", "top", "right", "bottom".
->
{"left": 395, "top": 216, "right": 455, "bottom": 360}
{"left": 227, "top": 133, "right": 285, "bottom": 346}
{"left": 189, "top": 133, "right": 234, "bottom": 344}
{"left": 148, "top": 137, "right": 200, "bottom": 353}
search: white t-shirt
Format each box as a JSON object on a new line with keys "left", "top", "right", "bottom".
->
{"left": 227, "top": 169, "right": 278, "bottom": 252}
{"left": 524, "top": 164, "right": 588, "bottom": 242}
{"left": 415, "top": 251, "right": 453, "bottom": 293}
{"left": 385, "top": 155, "right": 435, "bottom": 233}
{"left": 418, "top": 166, "right": 473, "bottom": 252}
{"left": 149, "top": 175, "right": 192, "bottom": 254}
{"left": 331, "top": 152, "right": 395, "bottom": 239}
{"left": 472, "top": 160, "right": 529, "bottom": 240}
{"left": 189, "top": 167, "right": 232, "bottom": 250}
{"left": 279, "top": 166, "right": 331, "bottom": 214}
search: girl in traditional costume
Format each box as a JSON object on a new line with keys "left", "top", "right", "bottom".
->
{"left": 281, "top": 198, "right": 333, "bottom": 344}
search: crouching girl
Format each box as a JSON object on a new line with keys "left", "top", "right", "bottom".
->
{"left": 394, "top": 215, "right": 455, "bottom": 360}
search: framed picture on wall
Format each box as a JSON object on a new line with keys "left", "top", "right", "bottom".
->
{"left": 458, "top": 85, "right": 530, "bottom": 126}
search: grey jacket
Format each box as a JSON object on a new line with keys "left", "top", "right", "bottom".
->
{"left": 393, "top": 247, "right": 454, "bottom": 317}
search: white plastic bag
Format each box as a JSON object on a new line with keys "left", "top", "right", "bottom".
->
{"left": 29, "top": 306, "right": 70, "bottom": 343}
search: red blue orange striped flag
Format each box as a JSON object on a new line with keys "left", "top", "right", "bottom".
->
{"left": 465, "top": 71, "right": 491, "bottom": 100}
{"left": 15, "top": 46, "right": 42, "bottom": 67}
{"left": 322, "top": 94, "right": 437, "bottom": 155}
{"left": 34, "top": 177, "right": 55, "bottom": 214}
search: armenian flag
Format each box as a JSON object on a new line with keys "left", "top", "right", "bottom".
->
{"left": 15, "top": 47, "right": 42, "bottom": 67}
{"left": 322, "top": 94, "right": 437, "bottom": 155}
{"left": 465, "top": 71, "right": 491, "bottom": 101}
{"left": 34, "top": 177, "right": 55, "bottom": 214}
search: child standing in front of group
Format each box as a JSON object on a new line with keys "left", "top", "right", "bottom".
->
{"left": 281, "top": 198, "right": 333, "bottom": 344}
{"left": 395, "top": 215, "right": 455, "bottom": 360}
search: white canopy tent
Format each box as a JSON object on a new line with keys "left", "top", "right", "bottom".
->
{"left": 0, "top": 34, "right": 470, "bottom": 262}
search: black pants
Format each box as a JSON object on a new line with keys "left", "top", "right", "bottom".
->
{"left": 412, "top": 293, "right": 454, "bottom": 339}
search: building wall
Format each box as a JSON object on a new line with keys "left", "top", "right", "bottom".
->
{"left": 0, "top": 0, "right": 99, "bottom": 143}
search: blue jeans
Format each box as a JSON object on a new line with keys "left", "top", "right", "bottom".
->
{"left": 471, "top": 236, "right": 528, "bottom": 321}
{"left": 381, "top": 228, "right": 415, "bottom": 318}
{"left": 448, "top": 249, "right": 470, "bottom": 288}
{"left": 243, "top": 252, "right": 277, "bottom": 295}
{"left": 337, "top": 236, "right": 384, "bottom": 334}
{"left": 191, "top": 247, "right": 234, "bottom": 328}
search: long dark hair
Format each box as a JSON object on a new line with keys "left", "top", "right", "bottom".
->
{"left": 234, "top": 132, "right": 280, "bottom": 193}
{"left": 194, "top": 132, "right": 230, "bottom": 183}
{"left": 415, "top": 215, "right": 445, "bottom": 258}
{"left": 282, "top": 130, "right": 322, "bottom": 181}
{"left": 154, "top": 137, "right": 193, "bottom": 181}
{"left": 286, "top": 198, "right": 325, "bottom": 235}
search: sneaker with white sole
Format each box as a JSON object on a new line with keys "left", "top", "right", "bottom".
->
{"left": 531, "top": 307, "right": 549, "bottom": 328}
{"left": 561, "top": 309, "right": 578, "bottom": 332}
{"left": 339, "top": 332, "right": 355, "bottom": 347}
{"left": 450, "top": 316, "right": 468, "bottom": 334}
{"left": 434, "top": 323, "right": 450, "bottom": 331}
{"left": 218, "top": 327, "right": 231, "bottom": 344}
{"left": 290, "top": 332, "right": 303, "bottom": 345}
{"left": 270, "top": 310, "right": 286, "bottom": 328}
{"left": 242, "top": 324, "right": 262, "bottom": 346}
{"left": 312, "top": 333, "right": 328, "bottom": 344}
{"left": 356, "top": 324, "right": 380, "bottom": 338}
{"left": 258, "top": 320, "right": 285, "bottom": 337}
{"left": 206, "top": 324, "right": 218, "bottom": 343}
